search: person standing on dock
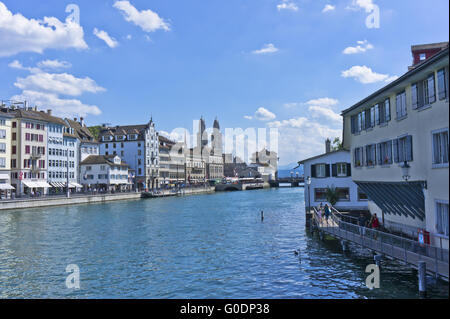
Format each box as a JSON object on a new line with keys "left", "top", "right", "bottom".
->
{"left": 324, "top": 204, "right": 331, "bottom": 222}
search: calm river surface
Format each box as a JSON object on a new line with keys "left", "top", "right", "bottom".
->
{"left": 0, "top": 188, "right": 448, "bottom": 298}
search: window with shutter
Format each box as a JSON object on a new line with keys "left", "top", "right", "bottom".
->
{"left": 347, "top": 163, "right": 352, "bottom": 177}
{"left": 376, "top": 143, "right": 382, "bottom": 165}
{"left": 411, "top": 83, "right": 418, "bottom": 109}
{"left": 406, "top": 135, "right": 413, "bottom": 161}
{"left": 332, "top": 164, "right": 337, "bottom": 177}
{"left": 437, "top": 68, "right": 447, "bottom": 100}
{"left": 385, "top": 98, "right": 391, "bottom": 121}
{"left": 325, "top": 164, "right": 330, "bottom": 177}
{"left": 393, "top": 139, "right": 399, "bottom": 163}
{"left": 428, "top": 74, "right": 436, "bottom": 104}
{"left": 311, "top": 164, "right": 316, "bottom": 178}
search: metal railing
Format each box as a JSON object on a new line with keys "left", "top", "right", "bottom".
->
{"left": 312, "top": 206, "right": 449, "bottom": 265}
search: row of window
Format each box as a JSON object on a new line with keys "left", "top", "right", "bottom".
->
{"left": 311, "top": 163, "right": 351, "bottom": 178}
{"left": 23, "top": 159, "right": 46, "bottom": 169}
{"left": 354, "top": 135, "right": 413, "bottom": 167}
{"left": 25, "top": 133, "right": 44, "bottom": 142}
{"left": 24, "top": 122, "right": 45, "bottom": 130}
{"left": 84, "top": 174, "right": 128, "bottom": 180}
{"left": 351, "top": 98, "right": 391, "bottom": 133}
{"left": 10, "top": 172, "right": 45, "bottom": 180}
{"left": 48, "top": 148, "right": 75, "bottom": 157}
{"left": 351, "top": 68, "right": 448, "bottom": 135}
{"left": 49, "top": 160, "right": 75, "bottom": 168}
{"left": 102, "top": 134, "right": 139, "bottom": 142}
{"left": 49, "top": 171, "right": 75, "bottom": 179}
{"left": 314, "top": 187, "right": 368, "bottom": 202}
{"left": 24, "top": 145, "right": 45, "bottom": 155}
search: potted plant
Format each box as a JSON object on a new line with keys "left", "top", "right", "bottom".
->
{"left": 384, "top": 156, "right": 390, "bottom": 165}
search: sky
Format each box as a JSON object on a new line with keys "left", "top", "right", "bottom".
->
{"left": 0, "top": 0, "right": 449, "bottom": 165}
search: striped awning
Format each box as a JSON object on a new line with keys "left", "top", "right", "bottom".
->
{"left": 355, "top": 181, "right": 426, "bottom": 221}
{"left": 51, "top": 182, "right": 66, "bottom": 188}
{"left": 69, "top": 182, "right": 83, "bottom": 188}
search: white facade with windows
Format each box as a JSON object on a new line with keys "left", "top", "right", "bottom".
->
{"left": 300, "top": 149, "right": 368, "bottom": 211}
{"left": 342, "top": 46, "right": 449, "bottom": 248}
{"left": 80, "top": 155, "right": 130, "bottom": 191}
{"left": 99, "top": 119, "right": 159, "bottom": 191}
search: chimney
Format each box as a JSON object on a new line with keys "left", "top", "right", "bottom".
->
{"left": 80, "top": 117, "right": 84, "bottom": 126}
{"left": 74, "top": 117, "right": 78, "bottom": 122}
{"left": 325, "top": 138, "right": 331, "bottom": 153}
{"left": 47, "top": 109, "right": 52, "bottom": 115}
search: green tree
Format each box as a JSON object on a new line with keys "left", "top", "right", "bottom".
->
{"left": 88, "top": 126, "right": 102, "bottom": 140}
{"left": 326, "top": 186, "right": 338, "bottom": 206}
{"left": 331, "top": 137, "right": 344, "bottom": 151}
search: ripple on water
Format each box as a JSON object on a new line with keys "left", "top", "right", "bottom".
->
{"left": 0, "top": 188, "right": 448, "bottom": 299}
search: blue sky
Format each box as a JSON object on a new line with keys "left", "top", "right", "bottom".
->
{"left": 0, "top": 0, "right": 449, "bottom": 165}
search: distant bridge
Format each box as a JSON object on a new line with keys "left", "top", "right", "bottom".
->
{"left": 270, "top": 177, "right": 304, "bottom": 188}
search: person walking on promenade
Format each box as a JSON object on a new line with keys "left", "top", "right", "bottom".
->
{"left": 358, "top": 213, "right": 366, "bottom": 236}
{"left": 324, "top": 204, "right": 331, "bottom": 223}
{"left": 369, "top": 213, "right": 380, "bottom": 239}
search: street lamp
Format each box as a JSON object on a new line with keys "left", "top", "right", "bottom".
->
{"left": 401, "top": 161, "right": 410, "bottom": 182}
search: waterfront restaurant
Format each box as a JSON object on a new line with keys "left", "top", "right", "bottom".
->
{"left": 341, "top": 43, "right": 449, "bottom": 249}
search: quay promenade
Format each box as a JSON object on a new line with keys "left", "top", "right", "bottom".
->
{"left": 0, "top": 186, "right": 216, "bottom": 211}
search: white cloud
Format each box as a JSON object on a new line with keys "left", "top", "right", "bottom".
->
{"left": 267, "top": 117, "right": 342, "bottom": 165}
{"left": 113, "top": 0, "right": 170, "bottom": 33}
{"left": 347, "top": 0, "right": 376, "bottom": 12}
{"left": 0, "top": 1, "right": 87, "bottom": 57}
{"left": 37, "top": 59, "right": 72, "bottom": 70}
{"left": 252, "top": 43, "right": 279, "bottom": 55}
{"left": 322, "top": 4, "right": 336, "bottom": 12}
{"left": 93, "top": 28, "right": 119, "bottom": 48}
{"left": 243, "top": 115, "right": 253, "bottom": 120}
{"left": 11, "top": 90, "right": 101, "bottom": 117}
{"left": 15, "top": 72, "right": 106, "bottom": 96}
{"left": 255, "top": 107, "right": 276, "bottom": 121}
{"left": 277, "top": 1, "right": 299, "bottom": 11}
{"left": 308, "top": 105, "right": 342, "bottom": 123}
{"left": 341, "top": 65, "right": 397, "bottom": 84}
{"left": 126, "top": 34, "right": 132, "bottom": 40}
{"left": 342, "top": 40, "right": 374, "bottom": 54}
{"left": 305, "top": 97, "right": 339, "bottom": 108}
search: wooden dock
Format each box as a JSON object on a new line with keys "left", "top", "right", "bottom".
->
{"left": 311, "top": 208, "right": 449, "bottom": 281}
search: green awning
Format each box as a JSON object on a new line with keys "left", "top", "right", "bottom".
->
{"left": 355, "top": 181, "right": 425, "bottom": 221}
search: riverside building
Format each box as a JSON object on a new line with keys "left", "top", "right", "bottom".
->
{"left": 0, "top": 110, "right": 14, "bottom": 198}
{"left": 341, "top": 43, "right": 449, "bottom": 249}
{"left": 299, "top": 139, "right": 368, "bottom": 212}
{"left": 98, "top": 118, "right": 159, "bottom": 191}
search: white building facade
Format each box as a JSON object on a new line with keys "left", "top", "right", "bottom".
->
{"left": 342, "top": 45, "right": 449, "bottom": 249}
{"left": 99, "top": 119, "right": 159, "bottom": 191}
{"left": 300, "top": 148, "right": 369, "bottom": 211}
{"left": 80, "top": 155, "right": 131, "bottom": 191}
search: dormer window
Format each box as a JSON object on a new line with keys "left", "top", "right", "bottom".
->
{"left": 102, "top": 135, "right": 113, "bottom": 142}
{"left": 116, "top": 135, "right": 125, "bottom": 141}
{"left": 128, "top": 134, "right": 138, "bottom": 140}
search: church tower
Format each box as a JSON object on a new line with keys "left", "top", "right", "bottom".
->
{"left": 211, "top": 117, "right": 222, "bottom": 156}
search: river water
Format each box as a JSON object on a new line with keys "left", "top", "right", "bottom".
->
{"left": 0, "top": 188, "right": 448, "bottom": 298}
